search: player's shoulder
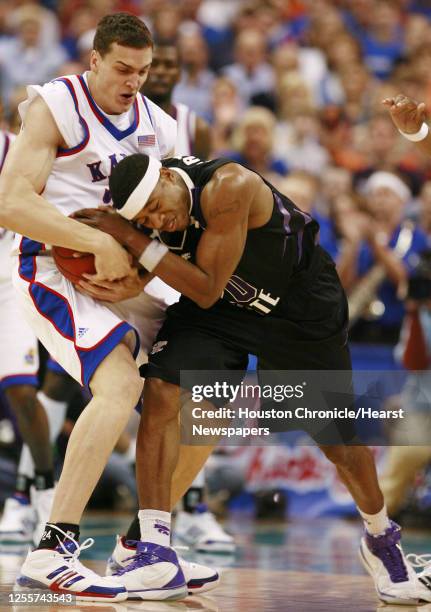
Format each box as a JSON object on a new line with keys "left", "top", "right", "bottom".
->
{"left": 140, "top": 94, "right": 176, "bottom": 127}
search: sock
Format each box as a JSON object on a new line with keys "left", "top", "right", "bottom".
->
{"left": 37, "top": 391, "right": 68, "bottom": 442}
{"left": 17, "top": 445, "right": 35, "bottom": 479}
{"left": 37, "top": 522, "right": 80, "bottom": 550}
{"left": 126, "top": 514, "right": 140, "bottom": 541}
{"left": 34, "top": 470, "right": 55, "bottom": 491}
{"left": 358, "top": 505, "right": 391, "bottom": 535}
{"left": 183, "top": 487, "right": 205, "bottom": 513}
{"left": 138, "top": 509, "right": 171, "bottom": 547}
{"left": 14, "top": 473, "right": 33, "bottom": 503}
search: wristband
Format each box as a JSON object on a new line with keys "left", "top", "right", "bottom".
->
{"left": 398, "top": 122, "right": 429, "bottom": 142}
{"left": 138, "top": 240, "right": 168, "bottom": 272}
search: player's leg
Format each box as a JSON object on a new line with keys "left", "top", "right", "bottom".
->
{"left": 110, "top": 314, "right": 247, "bottom": 597}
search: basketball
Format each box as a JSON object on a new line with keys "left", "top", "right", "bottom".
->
{"left": 52, "top": 246, "right": 96, "bottom": 284}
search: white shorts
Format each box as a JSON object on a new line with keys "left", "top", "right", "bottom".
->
{"left": 12, "top": 252, "right": 167, "bottom": 386}
{"left": 0, "top": 277, "right": 39, "bottom": 389}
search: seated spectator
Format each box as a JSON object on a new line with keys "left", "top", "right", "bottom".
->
{"left": 277, "top": 170, "right": 318, "bottom": 213}
{"left": 172, "top": 28, "right": 216, "bottom": 120}
{"left": 348, "top": 171, "right": 429, "bottom": 343}
{"left": 221, "top": 28, "right": 275, "bottom": 107}
{"left": 225, "top": 106, "right": 288, "bottom": 182}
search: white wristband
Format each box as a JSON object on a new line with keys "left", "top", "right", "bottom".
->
{"left": 138, "top": 241, "right": 169, "bottom": 272}
{"left": 398, "top": 122, "right": 429, "bottom": 142}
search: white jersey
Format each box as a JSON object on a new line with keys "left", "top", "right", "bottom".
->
{"left": 146, "top": 103, "right": 197, "bottom": 305}
{"left": 15, "top": 72, "right": 176, "bottom": 253}
{"left": 173, "top": 103, "right": 196, "bottom": 157}
{"left": 0, "top": 130, "right": 15, "bottom": 283}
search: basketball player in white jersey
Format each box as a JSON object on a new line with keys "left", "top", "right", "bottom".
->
{"left": 0, "top": 130, "right": 66, "bottom": 546}
{"left": 137, "top": 43, "right": 235, "bottom": 554}
{"left": 0, "top": 14, "right": 217, "bottom": 601}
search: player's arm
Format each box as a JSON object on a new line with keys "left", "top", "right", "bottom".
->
{"left": 76, "top": 166, "right": 252, "bottom": 308}
{"left": 383, "top": 94, "right": 431, "bottom": 155}
{"left": 193, "top": 117, "right": 212, "bottom": 160}
{"left": 0, "top": 96, "right": 132, "bottom": 281}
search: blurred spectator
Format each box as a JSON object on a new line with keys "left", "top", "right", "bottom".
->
{"left": 172, "top": 29, "right": 215, "bottom": 120}
{"left": 0, "top": 5, "right": 67, "bottom": 108}
{"left": 221, "top": 28, "right": 274, "bottom": 107}
{"left": 277, "top": 171, "right": 318, "bottom": 213}
{"left": 354, "top": 113, "right": 426, "bottom": 196}
{"left": 152, "top": 5, "right": 181, "bottom": 44}
{"left": 274, "top": 109, "right": 329, "bottom": 176}
{"left": 226, "top": 106, "right": 288, "bottom": 182}
{"left": 348, "top": 171, "right": 429, "bottom": 343}
{"left": 76, "top": 28, "right": 96, "bottom": 69}
{"left": 210, "top": 77, "right": 243, "bottom": 155}
{"left": 419, "top": 181, "right": 431, "bottom": 237}
{"left": 351, "top": 0, "right": 405, "bottom": 80}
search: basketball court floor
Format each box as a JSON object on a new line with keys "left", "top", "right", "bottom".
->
{"left": 1, "top": 514, "right": 431, "bottom": 611}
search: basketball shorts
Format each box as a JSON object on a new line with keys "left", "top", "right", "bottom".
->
{"left": 12, "top": 253, "right": 167, "bottom": 386}
{"left": 0, "top": 276, "right": 39, "bottom": 389}
{"left": 144, "top": 299, "right": 357, "bottom": 445}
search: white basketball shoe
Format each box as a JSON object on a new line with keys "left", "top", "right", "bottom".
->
{"left": 16, "top": 528, "right": 127, "bottom": 602}
{"left": 0, "top": 497, "right": 36, "bottom": 543}
{"left": 174, "top": 508, "right": 236, "bottom": 554}
{"left": 359, "top": 521, "right": 431, "bottom": 604}
{"left": 106, "top": 535, "right": 220, "bottom": 595}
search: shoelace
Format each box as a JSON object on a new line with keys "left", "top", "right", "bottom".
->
{"left": 407, "top": 553, "right": 431, "bottom": 569}
{"left": 48, "top": 523, "right": 95, "bottom": 569}
{"left": 379, "top": 544, "right": 409, "bottom": 583}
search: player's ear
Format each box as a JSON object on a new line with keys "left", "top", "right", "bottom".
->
{"left": 90, "top": 50, "right": 99, "bottom": 73}
{"left": 160, "top": 167, "right": 174, "bottom": 183}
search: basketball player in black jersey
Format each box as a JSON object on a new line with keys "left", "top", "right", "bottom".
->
{"left": 74, "top": 154, "right": 431, "bottom": 604}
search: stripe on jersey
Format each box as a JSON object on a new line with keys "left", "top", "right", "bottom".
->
{"left": 55, "top": 78, "right": 90, "bottom": 157}
{"left": 1, "top": 374, "right": 38, "bottom": 389}
{"left": 142, "top": 95, "right": 155, "bottom": 128}
{"left": 78, "top": 75, "right": 140, "bottom": 141}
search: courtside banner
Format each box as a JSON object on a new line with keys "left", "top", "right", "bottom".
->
{"left": 179, "top": 369, "right": 429, "bottom": 446}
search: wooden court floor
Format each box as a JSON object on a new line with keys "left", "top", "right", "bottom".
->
{"left": 1, "top": 513, "right": 431, "bottom": 611}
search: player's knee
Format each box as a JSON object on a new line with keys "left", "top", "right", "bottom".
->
{"left": 4, "top": 385, "right": 37, "bottom": 418}
{"left": 143, "top": 378, "right": 180, "bottom": 425}
{"left": 319, "top": 444, "right": 349, "bottom": 467}
{"left": 90, "top": 345, "right": 143, "bottom": 408}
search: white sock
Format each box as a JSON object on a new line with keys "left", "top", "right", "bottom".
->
{"left": 138, "top": 509, "right": 171, "bottom": 547}
{"left": 191, "top": 468, "right": 205, "bottom": 488}
{"left": 17, "top": 444, "right": 35, "bottom": 478}
{"left": 358, "top": 505, "right": 391, "bottom": 535}
{"left": 37, "top": 391, "right": 67, "bottom": 442}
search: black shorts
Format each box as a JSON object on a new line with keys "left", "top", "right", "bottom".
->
{"left": 143, "top": 293, "right": 357, "bottom": 445}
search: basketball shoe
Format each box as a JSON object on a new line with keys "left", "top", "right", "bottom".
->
{"left": 0, "top": 497, "right": 36, "bottom": 543}
{"left": 31, "top": 487, "right": 55, "bottom": 546}
{"left": 359, "top": 521, "right": 431, "bottom": 604}
{"left": 15, "top": 528, "right": 127, "bottom": 602}
{"left": 174, "top": 506, "right": 235, "bottom": 554}
{"left": 106, "top": 535, "right": 220, "bottom": 594}
{"left": 110, "top": 541, "right": 187, "bottom": 600}
{"left": 406, "top": 552, "right": 431, "bottom": 598}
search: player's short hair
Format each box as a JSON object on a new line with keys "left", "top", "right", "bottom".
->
{"left": 110, "top": 154, "right": 162, "bottom": 220}
{"left": 94, "top": 13, "right": 153, "bottom": 57}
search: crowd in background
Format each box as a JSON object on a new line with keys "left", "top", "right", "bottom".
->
{"left": 2, "top": 0, "right": 431, "bottom": 516}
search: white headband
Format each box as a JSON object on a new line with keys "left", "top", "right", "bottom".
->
{"left": 364, "top": 171, "right": 411, "bottom": 203}
{"left": 118, "top": 156, "right": 162, "bottom": 220}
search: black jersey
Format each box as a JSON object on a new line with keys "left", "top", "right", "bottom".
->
{"left": 159, "top": 155, "right": 325, "bottom": 318}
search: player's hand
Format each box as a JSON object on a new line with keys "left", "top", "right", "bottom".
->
{"left": 77, "top": 267, "right": 145, "bottom": 302}
{"left": 382, "top": 94, "right": 427, "bottom": 134}
{"left": 92, "top": 234, "right": 132, "bottom": 281}
{"left": 72, "top": 207, "right": 133, "bottom": 246}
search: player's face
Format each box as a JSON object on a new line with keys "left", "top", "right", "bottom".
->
{"left": 143, "top": 46, "right": 180, "bottom": 99}
{"left": 90, "top": 43, "right": 153, "bottom": 114}
{"left": 134, "top": 173, "right": 190, "bottom": 232}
